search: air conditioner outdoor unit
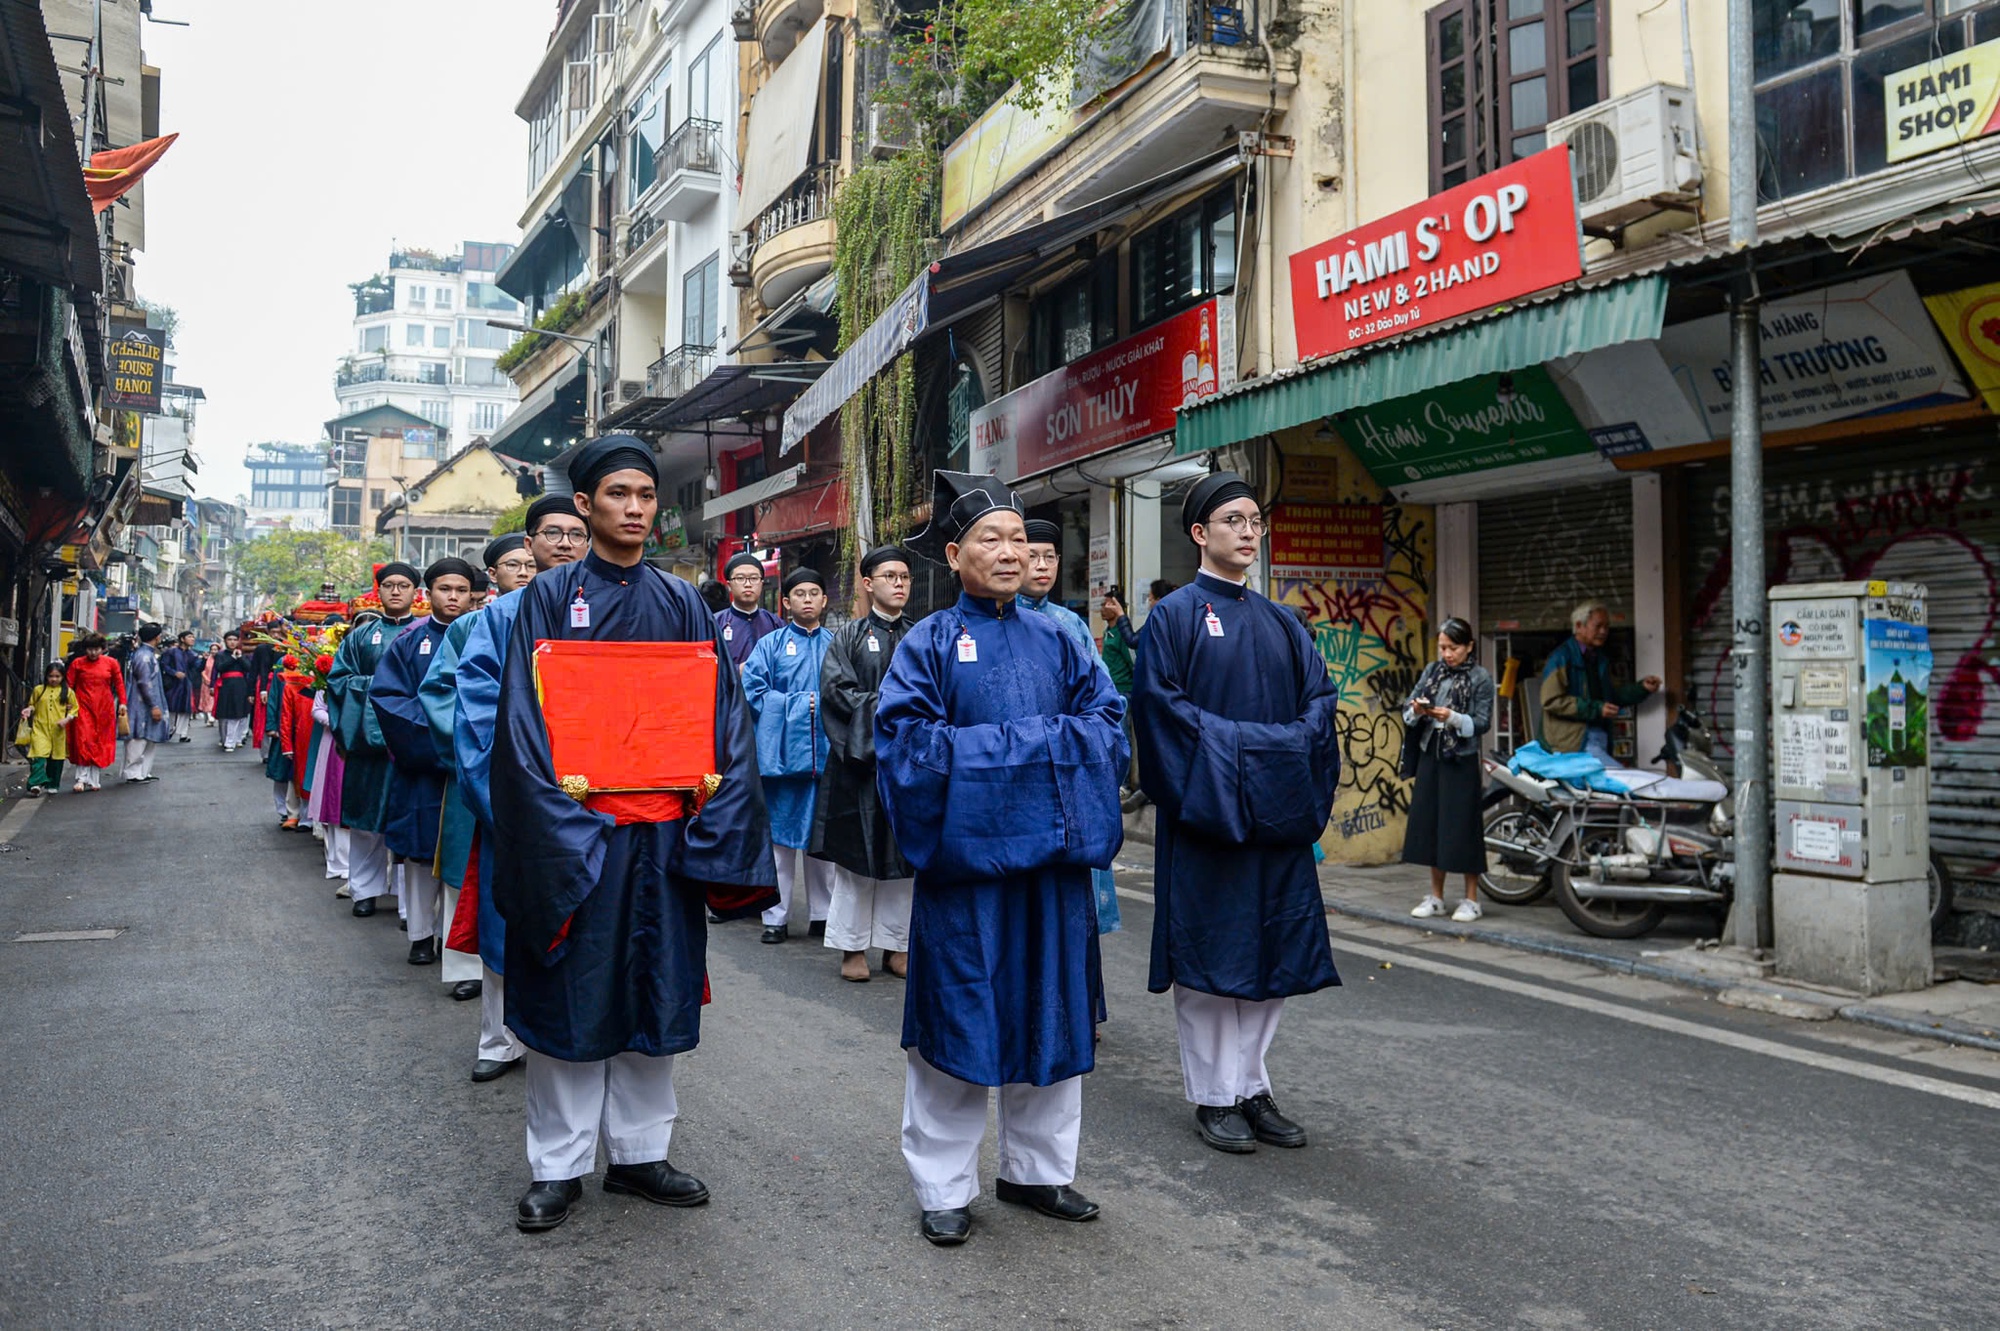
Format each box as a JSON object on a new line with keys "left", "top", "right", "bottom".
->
{"left": 728, "top": 231, "right": 754, "bottom": 288}
{"left": 867, "top": 103, "right": 913, "bottom": 160}
{"left": 1546, "top": 82, "right": 1702, "bottom": 234}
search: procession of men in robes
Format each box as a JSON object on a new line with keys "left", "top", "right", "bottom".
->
{"left": 208, "top": 433, "right": 1354, "bottom": 1244}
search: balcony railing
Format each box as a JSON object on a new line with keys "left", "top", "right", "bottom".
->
{"left": 1186, "top": 0, "right": 1257, "bottom": 46}
{"left": 335, "top": 361, "right": 450, "bottom": 388}
{"left": 657, "top": 118, "right": 722, "bottom": 181}
{"left": 750, "top": 163, "right": 837, "bottom": 251}
{"left": 627, "top": 209, "right": 665, "bottom": 258}
{"left": 647, "top": 343, "right": 716, "bottom": 400}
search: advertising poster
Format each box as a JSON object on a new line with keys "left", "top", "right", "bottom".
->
{"left": 1921, "top": 278, "right": 2000, "bottom": 410}
{"left": 1266, "top": 503, "right": 1383, "bottom": 582}
{"left": 1865, "top": 618, "right": 1932, "bottom": 768}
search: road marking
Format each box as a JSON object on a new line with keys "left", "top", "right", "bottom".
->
{"left": 12, "top": 929, "right": 123, "bottom": 943}
{"left": 1324, "top": 930, "right": 2000, "bottom": 1112}
{"left": 0, "top": 796, "right": 42, "bottom": 845}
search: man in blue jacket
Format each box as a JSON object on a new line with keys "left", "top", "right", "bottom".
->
{"left": 742, "top": 568, "right": 833, "bottom": 943}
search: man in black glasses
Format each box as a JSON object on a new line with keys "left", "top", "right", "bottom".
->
{"left": 1131, "top": 472, "right": 1342, "bottom": 1156}
{"left": 715, "top": 551, "right": 783, "bottom": 670}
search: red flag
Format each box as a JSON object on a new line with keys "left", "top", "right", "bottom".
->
{"left": 85, "top": 134, "right": 178, "bottom": 214}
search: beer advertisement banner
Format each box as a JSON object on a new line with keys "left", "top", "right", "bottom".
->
{"left": 107, "top": 321, "right": 164, "bottom": 413}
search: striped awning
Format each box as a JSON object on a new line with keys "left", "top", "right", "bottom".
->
{"left": 780, "top": 277, "right": 929, "bottom": 455}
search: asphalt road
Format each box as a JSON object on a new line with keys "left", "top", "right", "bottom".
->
{"left": 2, "top": 740, "right": 1996, "bottom": 1331}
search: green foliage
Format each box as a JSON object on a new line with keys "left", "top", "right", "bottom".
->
{"left": 231, "top": 529, "right": 392, "bottom": 605}
{"left": 490, "top": 497, "right": 533, "bottom": 536}
{"left": 495, "top": 288, "right": 590, "bottom": 374}
{"left": 875, "top": 0, "right": 1106, "bottom": 152}
{"left": 133, "top": 298, "right": 180, "bottom": 349}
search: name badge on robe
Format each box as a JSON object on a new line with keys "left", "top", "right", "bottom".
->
{"left": 370, "top": 630, "right": 381, "bottom": 646}
{"left": 785, "top": 639, "right": 797, "bottom": 657}
{"left": 419, "top": 638, "right": 432, "bottom": 656}
{"left": 1205, "top": 611, "right": 1225, "bottom": 638}
{"left": 570, "top": 592, "right": 591, "bottom": 629}
{"left": 866, "top": 634, "right": 880, "bottom": 653}
{"left": 723, "top": 626, "right": 734, "bottom": 641}
{"left": 956, "top": 632, "right": 977, "bottom": 663}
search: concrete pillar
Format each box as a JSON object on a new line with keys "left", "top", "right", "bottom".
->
{"left": 1631, "top": 473, "right": 1668, "bottom": 767}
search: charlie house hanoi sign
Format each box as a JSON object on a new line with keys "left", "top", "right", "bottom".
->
{"left": 1288, "top": 148, "right": 1583, "bottom": 361}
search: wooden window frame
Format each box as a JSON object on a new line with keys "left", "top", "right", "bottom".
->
{"left": 1426, "top": 0, "right": 1607, "bottom": 194}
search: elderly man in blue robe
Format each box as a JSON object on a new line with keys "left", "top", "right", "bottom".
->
{"left": 1132, "top": 472, "right": 1342, "bottom": 1156}
{"left": 489, "top": 436, "right": 777, "bottom": 1234}
{"left": 876, "top": 470, "right": 1128, "bottom": 1247}
{"left": 371, "top": 557, "right": 477, "bottom": 969}
{"left": 1019, "top": 517, "right": 1122, "bottom": 936}
{"left": 440, "top": 496, "right": 591, "bottom": 1084}
{"left": 742, "top": 567, "right": 834, "bottom": 944}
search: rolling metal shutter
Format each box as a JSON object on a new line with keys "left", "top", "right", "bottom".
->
{"left": 1476, "top": 480, "right": 1635, "bottom": 634}
{"left": 1681, "top": 435, "right": 2000, "bottom": 896}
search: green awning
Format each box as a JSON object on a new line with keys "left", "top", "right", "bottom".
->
{"left": 1174, "top": 275, "right": 1670, "bottom": 456}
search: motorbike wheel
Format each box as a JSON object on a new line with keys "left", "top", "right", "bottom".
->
{"left": 1550, "top": 834, "right": 1669, "bottom": 939}
{"left": 1479, "top": 803, "right": 1556, "bottom": 905}
{"left": 1928, "top": 852, "right": 1956, "bottom": 936}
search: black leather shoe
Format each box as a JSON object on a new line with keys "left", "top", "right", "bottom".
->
{"left": 920, "top": 1207, "right": 971, "bottom": 1245}
{"left": 995, "top": 1179, "right": 1100, "bottom": 1221}
{"left": 602, "top": 1160, "right": 710, "bottom": 1208}
{"left": 1238, "top": 1093, "right": 1308, "bottom": 1148}
{"left": 351, "top": 898, "right": 376, "bottom": 918}
{"left": 807, "top": 920, "right": 827, "bottom": 938}
{"left": 408, "top": 938, "right": 439, "bottom": 965}
{"left": 398, "top": 918, "right": 407, "bottom": 931}
{"left": 451, "top": 979, "right": 482, "bottom": 1001}
{"left": 1195, "top": 1104, "right": 1258, "bottom": 1154}
{"left": 516, "top": 1178, "right": 582, "bottom": 1232}
{"left": 471, "top": 1057, "right": 520, "bottom": 1083}
{"left": 760, "top": 925, "right": 788, "bottom": 944}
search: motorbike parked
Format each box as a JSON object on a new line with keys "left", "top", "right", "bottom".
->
{"left": 1476, "top": 706, "right": 1954, "bottom": 940}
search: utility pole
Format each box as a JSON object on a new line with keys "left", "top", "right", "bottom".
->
{"left": 1727, "top": 0, "right": 1770, "bottom": 951}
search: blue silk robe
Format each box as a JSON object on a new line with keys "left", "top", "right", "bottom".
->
{"left": 159, "top": 646, "right": 197, "bottom": 714}
{"left": 418, "top": 612, "right": 482, "bottom": 892}
{"left": 1021, "top": 593, "right": 1122, "bottom": 935}
{"left": 127, "top": 645, "right": 172, "bottom": 744}
{"left": 741, "top": 620, "right": 831, "bottom": 849}
{"left": 326, "top": 614, "right": 415, "bottom": 833}
{"left": 715, "top": 603, "right": 784, "bottom": 669}
{"left": 451, "top": 590, "right": 527, "bottom": 976}
{"left": 875, "top": 593, "right": 1127, "bottom": 1087}
{"left": 491, "top": 551, "right": 777, "bottom": 1062}
{"left": 370, "top": 615, "right": 452, "bottom": 862}
{"left": 1132, "top": 570, "right": 1342, "bottom": 1001}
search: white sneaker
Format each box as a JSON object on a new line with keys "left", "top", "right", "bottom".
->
{"left": 1452, "top": 899, "right": 1484, "bottom": 923}
{"left": 1411, "top": 895, "right": 1447, "bottom": 918}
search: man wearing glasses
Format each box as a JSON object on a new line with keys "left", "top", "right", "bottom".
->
{"left": 435, "top": 495, "right": 590, "bottom": 1081}
{"left": 1131, "top": 472, "right": 1342, "bottom": 1156}
{"left": 715, "top": 551, "right": 784, "bottom": 669}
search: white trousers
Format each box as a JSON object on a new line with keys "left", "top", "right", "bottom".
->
{"left": 324, "top": 826, "right": 349, "bottom": 879}
{"left": 171, "top": 711, "right": 192, "bottom": 740}
{"left": 347, "top": 830, "right": 391, "bottom": 902}
{"left": 122, "top": 738, "right": 156, "bottom": 781}
{"left": 823, "top": 866, "right": 913, "bottom": 952}
{"left": 524, "top": 1050, "right": 678, "bottom": 1181}
{"left": 73, "top": 765, "right": 105, "bottom": 790}
{"left": 441, "top": 885, "right": 482, "bottom": 982}
{"left": 1173, "top": 985, "right": 1285, "bottom": 1107}
{"left": 763, "top": 845, "right": 834, "bottom": 927}
{"left": 403, "top": 859, "right": 443, "bottom": 942}
{"left": 273, "top": 780, "right": 300, "bottom": 818}
{"left": 900, "top": 1052, "right": 1082, "bottom": 1211}
{"left": 220, "top": 717, "right": 249, "bottom": 749}
{"left": 479, "top": 965, "right": 525, "bottom": 1064}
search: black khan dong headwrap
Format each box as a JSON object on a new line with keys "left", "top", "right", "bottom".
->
{"left": 567, "top": 434, "right": 660, "bottom": 496}
{"left": 1023, "top": 518, "right": 1061, "bottom": 546}
{"left": 1179, "top": 472, "right": 1257, "bottom": 538}
{"left": 424, "top": 556, "right": 477, "bottom": 587}
{"left": 525, "top": 494, "right": 583, "bottom": 535}
{"left": 783, "top": 567, "right": 825, "bottom": 595}
{"left": 908, "top": 470, "right": 1024, "bottom": 565}
{"left": 482, "top": 533, "right": 528, "bottom": 568}
{"left": 724, "top": 551, "right": 765, "bottom": 579}
{"left": 859, "top": 545, "right": 910, "bottom": 577}
{"left": 376, "top": 561, "right": 420, "bottom": 587}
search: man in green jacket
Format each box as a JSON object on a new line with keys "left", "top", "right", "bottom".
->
{"left": 1538, "top": 601, "right": 1660, "bottom": 758}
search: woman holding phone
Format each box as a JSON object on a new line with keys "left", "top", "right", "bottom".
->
{"left": 1402, "top": 617, "right": 1495, "bottom": 921}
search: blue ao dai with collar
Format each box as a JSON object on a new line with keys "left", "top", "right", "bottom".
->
{"left": 1019, "top": 592, "right": 1123, "bottom": 935}
{"left": 741, "top": 620, "right": 832, "bottom": 849}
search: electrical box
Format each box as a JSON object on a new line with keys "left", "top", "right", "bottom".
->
{"left": 1768, "top": 581, "right": 1931, "bottom": 882}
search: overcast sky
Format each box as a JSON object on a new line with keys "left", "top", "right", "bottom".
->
{"left": 135, "top": 0, "right": 557, "bottom": 505}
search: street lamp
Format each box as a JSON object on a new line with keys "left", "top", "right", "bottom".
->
{"left": 486, "top": 318, "right": 600, "bottom": 438}
{"left": 390, "top": 474, "right": 409, "bottom": 563}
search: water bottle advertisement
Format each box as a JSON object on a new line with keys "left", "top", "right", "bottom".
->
{"left": 1865, "top": 618, "right": 1933, "bottom": 768}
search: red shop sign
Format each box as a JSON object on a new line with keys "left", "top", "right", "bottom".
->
{"left": 1266, "top": 503, "right": 1384, "bottom": 580}
{"left": 970, "top": 297, "right": 1235, "bottom": 480}
{"left": 1288, "top": 147, "right": 1582, "bottom": 362}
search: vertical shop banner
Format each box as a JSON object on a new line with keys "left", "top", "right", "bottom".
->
{"left": 1885, "top": 38, "right": 2000, "bottom": 164}
{"left": 1335, "top": 365, "right": 1596, "bottom": 490}
{"left": 1288, "top": 148, "right": 1582, "bottom": 361}
{"left": 1864, "top": 618, "right": 1932, "bottom": 769}
{"left": 1658, "top": 271, "right": 1970, "bottom": 436}
{"left": 107, "top": 321, "right": 164, "bottom": 413}
{"left": 970, "top": 297, "right": 1233, "bottom": 481}
{"left": 1266, "top": 503, "right": 1384, "bottom": 582}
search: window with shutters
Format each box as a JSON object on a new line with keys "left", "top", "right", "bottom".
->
{"left": 1129, "top": 189, "right": 1237, "bottom": 330}
{"left": 1426, "top": 0, "right": 1606, "bottom": 192}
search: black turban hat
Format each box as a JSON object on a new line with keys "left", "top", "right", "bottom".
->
{"left": 859, "top": 545, "right": 910, "bottom": 577}
{"left": 908, "top": 470, "right": 1023, "bottom": 565}
{"left": 423, "top": 556, "right": 477, "bottom": 587}
{"left": 376, "top": 561, "right": 419, "bottom": 587}
{"left": 482, "top": 533, "right": 528, "bottom": 568}
{"left": 1023, "top": 518, "right": 1061, "bottom": 546}
{"left": 1179, "top": 471, "right": 1257, "bottom": 538}
{"left": 783, "top": 567, "right": 824, "bottom": 595}
{"left": 524, "top": 494, "right": 583, "bottom": 536}
{"left": 724, "top": 551, "right": 765, "bottom": 579}
{"left": 568, "top": 434, "right": 659, "bottom": 496}
{"left": 468, "top": 567, "right": 491, "bottom": 593}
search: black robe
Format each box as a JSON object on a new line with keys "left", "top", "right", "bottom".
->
{"left": 492, "top": 550, "right": 777, "bottom": 1063}
{"left": 212, "top": 650, "right": 253, "bottom": 721}
{"left": 809, "top": 611, "right": 913, "bottom": 880}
